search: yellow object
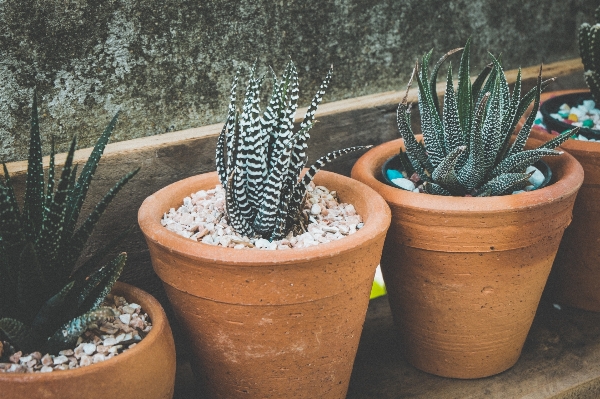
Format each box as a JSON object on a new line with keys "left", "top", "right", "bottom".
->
{"left": 370, "top": 265, "right": 387, "bottom": 299}
{"left": 568, "top": 114, "right": 578, "bottom": 122}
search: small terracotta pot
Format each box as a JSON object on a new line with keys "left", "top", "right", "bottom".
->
{"left": 138, "top": 171, "right": 391, "bottom": 398}
{"left": 0, "top": 282, "right": 176, "bottom": 399}
{"left": 351, "top": 138, "right": 583, "bottom": 379}
{"left": 525, "top": 89, "right": 600, "bottom": 312}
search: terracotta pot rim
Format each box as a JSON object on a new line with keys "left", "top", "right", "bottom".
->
{"left": 138, "top": 170, "right": 391, "bottom": 266}
{"left": 351, "top": 138, "right": 584, "bottom": 214}
{"left": 535, "top": 89, "right": 600, "bottom": 152}
{"left": 0, "top": 282, "right": 169, "bottom": 382}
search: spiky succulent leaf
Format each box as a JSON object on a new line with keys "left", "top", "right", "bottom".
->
{"left": 218, "top": 62, "right": 367, "bottom": 240}
{"left": 216, "top": 73, "right": 239, "bottom": 188}
{"left": 225, "top": 168, "right": 255, "bottom": 237}
{"left": 66, "top": 112, "right": 120, "bottom": 232}
{"left": 580, "top": 23, "right": 593, "bottom": 72}
{"left": 475, "top": 172, "right": 533, "bottom": 197}
{"left": 442, "top": 64, "right": 466, "bottom": 158}
{"left": 398, "top": 41, "right": 565, "bottom": 197}
{"left": 0, "top": 96, "right": 135, "bottom": 352}
{"left": 423, "top": 182, "right": 452, "bottom": 196}
{"left": 397, "top": 101, "right": 433, "bottom": 178}
{"left": 417, "top": 70, "right": 446, "bottom": 167}
{"left": 537, "top": 128, "right": 576, "bottom": 150}
{"left": 430, "top": 48, "right": 462, "bottom": 114}
{"left": 64, "top": 168, "right": 139, "bottom": 270}
{"left": 23, "top": 92, "right": 44, "bottom": 239}
{"left": 431, "top": 146, "right": 466, "bottom": 195}
{"left": 455, "top": 93, "right": 489, "bottom": 191}
{"left": 0, "top": 318, "right": 30, "bottom": 350}
{"left": 471, "top": 62, "right": 493, "bottom": 106}
{"left": 76, "top": 253, "right": 126, "bottom": 314}
{"left": 491, "top": 148, "right": 562, "bottom": 177}
{"left": 46, "top": 307, "right": 116, "bottom": 353}
{"left": 29, "top": 281, "right": 75, "bottom": 338}
{"left": 457, "top": 37, "right": 473, "bottom": 136}
{"left": 509, "top": 68, "right": 542, "bottom": 157}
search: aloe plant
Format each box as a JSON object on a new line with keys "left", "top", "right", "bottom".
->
{"left": 216, "top": 61, "right": 368, "bottom": 240}
{"left": 396, "top": 39, "right": 576, "bottom": 197}
{"left": 0, "top": 94, "right": 139, "bottom": 353}
{"left": 579, "top": 5, "right": 600, "bottom": 104}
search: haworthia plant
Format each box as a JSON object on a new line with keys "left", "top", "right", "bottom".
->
{"left": 579, "top": 5, "right": 600, "bottom": 104}
{"left": 216, "top": 61, "right": 369, "bottom": 240}
{"left": 396, "top": 39, "right": 576, "bottom": 197}
{"left": 0, "top": 94, "right": 139, "bottom": 353}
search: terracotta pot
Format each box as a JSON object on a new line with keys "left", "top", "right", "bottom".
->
{"left": 524, "top": 89, "right": 600, "bottom": 312}
{"left": 138, "top": 171, "right": 391, "bottom": 398}
{"left": 0, "top": 282, "right": 176, "bottom": 399}
{"left": 351, "top": 138, "right": 583, "bottom": 379}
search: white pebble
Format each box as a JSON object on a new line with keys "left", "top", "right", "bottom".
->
{"left": 119, "top": 314, "right": 131, "bottom": 324}
{"left": 40, "top": 366, "right": 53, "bottom": 373}
{"left": 92, "top": 353, "right": 106, "bottom": 364}
{"left": 255, "top": 238, "right": 271, "bottom": 249}
{"left": 103, "top": 337, "right": 117, "bottom": 346}
{"left": 19, "top": 355, "right": 32, "bottom": 363}
{"left": 82, "top": 343, "right": 96, "bottom": 355}
{"left": 310, "top": 203, "right": 321, "bottom": 215}
{"left": 526, "top": 166, "right": 545, "bottom": 188}
{"left": 53, "top": 355, "right": 69, "bottom": 365}
{"left": 583, "top": 100, "right": 596, "bottom": 111}
{"left": 391, "top": 177, "right": 416, "bottom": 191}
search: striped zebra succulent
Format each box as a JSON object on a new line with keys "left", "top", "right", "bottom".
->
{"left": 396, "top": 39, "right": 575, "bottom": 197}
{"left": 0, "top": 94, "right": 139, "bottom": 353}
{"left": 579, "top": 6, "right": 600, "bottom": 104}
{"left": 216, "top": 61, "right": 369, "bottom": 240}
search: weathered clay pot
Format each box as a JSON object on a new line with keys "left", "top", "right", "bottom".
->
{"left": 351, "top": 138, "right": 583, "bottom": 379}
{"left": 0, "top": 282, "right": 176, "bottom": 399}
{"left": 525, "top": 89, "right": 600, "bottom": 312}
{"left": 138, "top": 171, "right": 391, "bottom": 398}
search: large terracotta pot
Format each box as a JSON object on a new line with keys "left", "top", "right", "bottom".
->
{"left": 526, "top": 89, "right": 600, "bottom": 312}
{"left": 351, "top": 138, "right": 583, "bottom": 379}
{"left": 138, "top": 171, "right": 391, "bottom": 398}
{"left": 0, "top": 282, "right": 176, "bottom": 399}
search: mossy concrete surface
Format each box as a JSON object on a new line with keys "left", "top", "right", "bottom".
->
{"left": 0, "top": 0, "right": 598, "bottom": 162}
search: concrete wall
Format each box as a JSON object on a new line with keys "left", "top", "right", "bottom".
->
{"left": 0, "top": 0, "right": 598, "bottom": 162}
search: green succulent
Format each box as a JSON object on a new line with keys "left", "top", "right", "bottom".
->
{"left": 0, "top": 94, "right": 139, "bottom": 354}
{"left": 395, "top": 39, "right": 575, "bottom": 197}
{"left": 579, "top": 5, "right": 600, "bottom": 104}
{"left": 216, "top": 61, "right": 369, "bottom": 240}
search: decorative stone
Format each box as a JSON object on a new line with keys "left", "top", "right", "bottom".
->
{"left": 82, "top": 343, "right": 96, "bottom": 355}
{"left": 41, "top": 354, "right": 53, "bottom": 366}
{"left": 39, "top": 366, "right": 53, "bottom": 373}
{"left": 526, "top": 166, "right": 545, "bottom": 188}
{"left": 386, "top": 169, "right": 404, "bottom": 181}
{"left": 391, "top": 177, "right": 416, "bottom": 191}
{"left": 119, "top": 314, "right": 131, "bottom": 325}
{"left": 583, "top": 100, "right": 596, "bottom": 111}
{"left": 53, "top": 355, "right": 69, "bottom": 365}
{"left": 92, "top": 353, "right": 106, "bottom": 363}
